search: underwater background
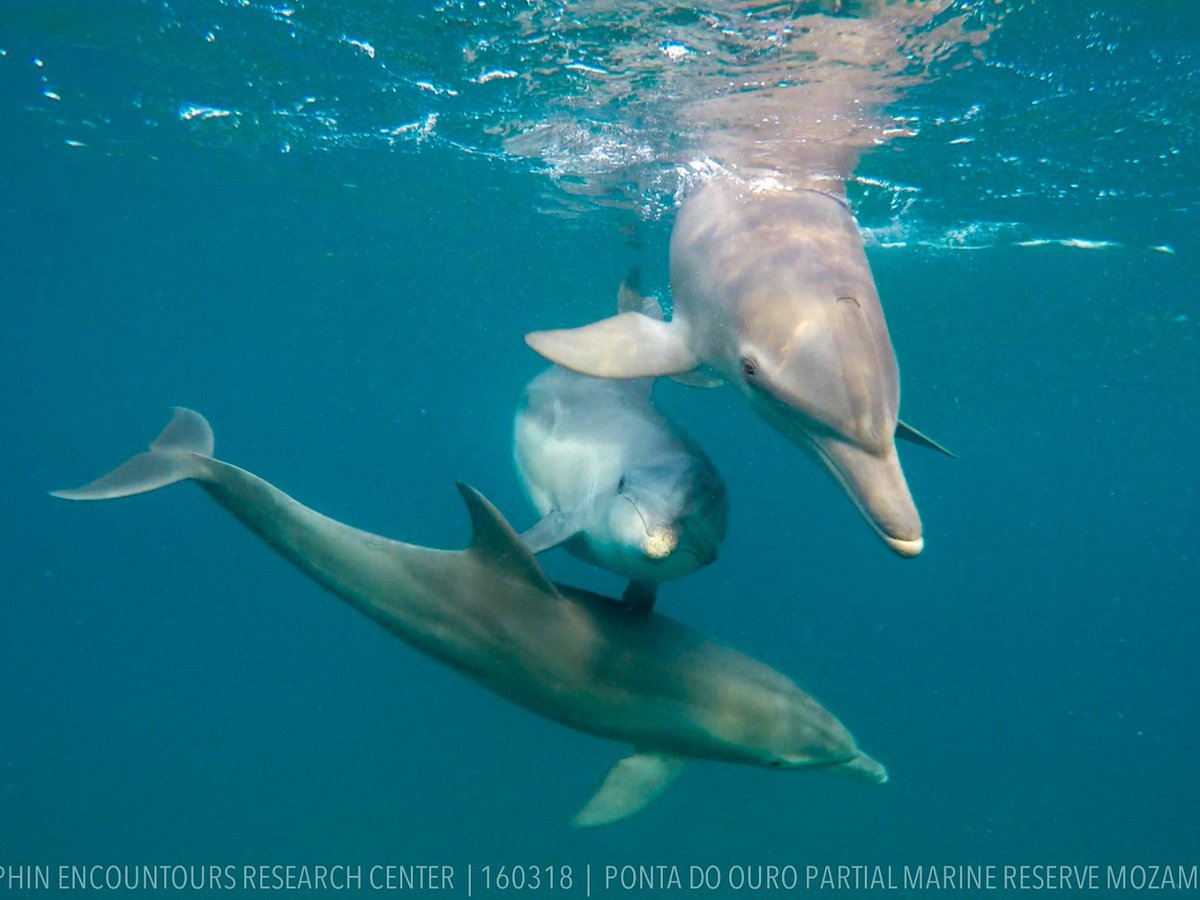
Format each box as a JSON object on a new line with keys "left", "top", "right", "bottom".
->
{"left": 1, "top": 0, "right": 1197, "bottom": 891}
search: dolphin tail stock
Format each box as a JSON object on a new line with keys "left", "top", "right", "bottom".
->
{"left": 51, "top": 407, "right": 214, "bottom": 501}
{"left": 572, "top": 751, "right": 687, "bottom": 828}
{"left": 895, "top": 420, "right": 957, "bottom": 458}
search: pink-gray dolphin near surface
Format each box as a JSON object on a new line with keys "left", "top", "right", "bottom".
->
{"left": 527, "top": 177, "right": 952, "bottom": 557}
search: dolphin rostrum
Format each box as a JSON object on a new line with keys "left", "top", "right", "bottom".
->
{"left": 526, "top": 178, "right": 953, "bottom": 557}
{"left": 53, "top": 408, "right": 885, "bottom": 826}
{"left": 514, "top": 290, "right": 728, "bottom": 611}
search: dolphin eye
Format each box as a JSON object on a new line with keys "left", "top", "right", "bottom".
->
{"left": 740, "top": 356, "right": 759, "bottom": 379}
{"left": 617, "top": 476, "right": 626, "bottom": 492}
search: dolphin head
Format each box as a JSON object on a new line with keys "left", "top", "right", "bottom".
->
{"left": 739, "top": 369, "right": 923, "bottom": 557}
{"left": 605, "top": 457, "right": 729, "bottom": 581}
{"left": 723, "top": 191, "right": 922, "bottom": 556}
{"left": 751, "top": 689, "right": 887, "bottom": 783}
{"left": 672, "top": 182, "right": 923, "bottom": 556}
{"left": 738, "top": 684, "right": 866, "bottom": 773}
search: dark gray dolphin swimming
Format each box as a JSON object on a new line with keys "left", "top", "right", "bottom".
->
{"left": 526, "top": 178, "right": 952, "bottom": 557}
{"left": 53, "top": 408, "right": 885, "bottom": 826}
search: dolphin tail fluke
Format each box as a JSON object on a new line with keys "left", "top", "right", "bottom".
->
{"left": 571, "top": 752, "right": 687, "bottom": 828}
{"left": 525, "top": 313, "right": 697, "bottom": 379}
{"left": 51, "top": 407, "right": 213, "bottom": 501}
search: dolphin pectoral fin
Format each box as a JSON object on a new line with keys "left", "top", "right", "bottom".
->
{"left": 571, "top": 752, "right": 686, "bottom": 828}
{"left": 456, "top": 483, "right": 561, "bottom": 599}
{"left": 621, "top": 580, "right": 657, "bottom": 612}
{"left": 526, "top": 312, "right": 697, "bottom": 379}
{"left": 51, "top": 407, "right": 213, "bottom": 500}
{"left": 896, "top": 420, "right": 957, "bottom": 458}
{"left": 614, "top": 283, "right": 675, "bottom": 396}
{"left": 519, "top": 511, "right": 580, "bottom": 555}
{"left": 669, "top": 369, "right": 725, "bottom": 389}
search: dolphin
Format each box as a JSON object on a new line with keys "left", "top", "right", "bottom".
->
{"left": 515, "top": 364, "right": 729, "bottom": 611}
{"left": 515, "top": 288, "right": 728, "bottom": 611}
{"left": 525, "top": 178, "right": 953, "bottom": 558}
{"left": 53, "top": 408, "right": 885, "bottom": 826}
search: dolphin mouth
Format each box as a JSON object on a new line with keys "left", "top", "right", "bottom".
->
{"left": 622, "top": 495, "right": 681, "bottom": 560}
{"left": 839, "top": 752, "right": 889, "bottom": 784}
{"left": 744, "top": 390, "right": 921, "bottom": 556}
{"left": 781, "top": 749, "right": 887, "bottom": 783}
{"left": 641, "top": 524, "right": 679, "bottom": 559}
{"left": 881, "top": 533, "right": 923, "bottom": 558}
{"left": 805, "top": 432, "right": 923, "bottom": 558}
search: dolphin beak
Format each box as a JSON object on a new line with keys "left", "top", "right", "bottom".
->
{"left": 641, "top": 524, "right": 679, "bottom": 560}
{"left": 809, "top": 434, "right": 924, "bottom": 557}
{"left": 839, "top": 752, "right": 889, "bottom": 784}
{"left": 883, "top": 532, "right": 924, "bottom": 558}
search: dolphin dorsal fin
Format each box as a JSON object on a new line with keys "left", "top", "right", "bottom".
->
{"left": 617, "top": 278, "right": 665, "bottom": 321}
{"left": 455, "top": 483, "right": 561, "bottom": 598}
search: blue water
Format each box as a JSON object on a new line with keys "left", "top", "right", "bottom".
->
{"left": 2, "top": 0, "right": 1197, "bottom": 892}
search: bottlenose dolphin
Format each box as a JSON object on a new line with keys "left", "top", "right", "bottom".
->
{"left": 526, "top": 178, "right": 952, "bottom": 557}
{"left": 515, "top": 290, "right": 728, "bottom": 611}
{"left": 53, "top": 408, "right": 885, "bottom": 826}
{"left": 515, "top": 364, "right": 728, "bottom": 611}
